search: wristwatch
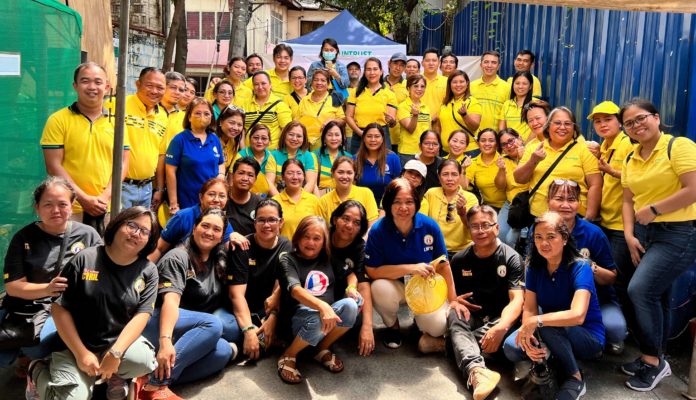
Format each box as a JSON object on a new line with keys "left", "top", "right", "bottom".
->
{"left": 537, "top": 316, "right": 543, "bottom": 329}
{"left": 649, "top": 204, "right": 661, "bottom": 216}
{"left": 108, "top": 348, "right": 124, "bottom": 359}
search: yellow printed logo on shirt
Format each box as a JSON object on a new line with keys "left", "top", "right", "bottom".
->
{"left": 82, "top": 270, "right": 99, "bottom": 281}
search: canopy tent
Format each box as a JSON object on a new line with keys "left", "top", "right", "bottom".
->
{"left": 283, "top": 9, "right": 406, "bottom": 71}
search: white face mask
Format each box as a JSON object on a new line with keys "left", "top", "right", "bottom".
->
{"left": 322, "top": 51, "right": 337, "bottom": 61}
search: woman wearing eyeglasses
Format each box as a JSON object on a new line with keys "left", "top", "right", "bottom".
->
{"left": 165, "top": 98, "right": 225, "bottom": 214}
{"left": 237, "top": 124, "right": 279, "bottom": 197}
{"left": 416, "top": 130, "right": 444, "bottom": 193}
{"left": 495, "top": 128, "right": 527, "bottom": 247}
{"left": 224, "top": 199, "right": 291, "bottom": 360}
{"left": 283, "top": 66, "right": 308, "bottom": 120}
{"left": 423, "top": 159, "right": 479, "bottom": 258}
{"left": 211, "top": 81, "right": 235, "bottom": 120}
{"left": 618, "top": 99, "right": 696, "bottom": 391}
{"left": 217, "top": 106, "right": 246, "bottom": 176}
{"left": 466, "top": 129, "right": 507, "bottom": 212}
{"left": 514, "top": 107, "right": 602, "bottom": 220}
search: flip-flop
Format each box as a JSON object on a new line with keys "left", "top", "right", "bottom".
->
{"left": 314, "top": 349, "right": 344, "bottom": 373}
{"left": 277, "top": 356, "right": 302, "bottom": 384}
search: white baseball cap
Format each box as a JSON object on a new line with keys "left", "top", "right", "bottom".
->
{"left": 403, "top": 159, "right": 427, "bottom": 179}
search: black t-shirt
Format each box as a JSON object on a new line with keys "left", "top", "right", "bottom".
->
{"left": 227, "top": 234, "right": 291, "bottom": 314}
{"left": 451, "top": 241, "right": 524, "bottom": 319}
{"left": 330, "top": 239, "right": 369, "bottom": 296}
{"left": 225, "top": 194, "right": 263, "bottom": 236}
{"left": 55, "top": 246, "right": 158, "bottom": 353}
{"left": 423, "top": 156, "right": 444, "bottom": 192}
{"left": 279, "top": 252, "right": 335, "bottom": 311}
{"left": 157, "top": 247, "right": 225, "bottom": 313}
{"left": 3, "top": 222, "right": 102, "bottom": 315}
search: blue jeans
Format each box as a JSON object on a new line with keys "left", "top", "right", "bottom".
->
{"left": 212, "top": 308, "right": 243, "bottom": 347}
{"left": 0, "top": 311, "right": 57, "bottom": 367}
{"left": 503, "top": 326, "right": 603, "bottom": 378}
{"left": 497, "top": 201, "right": 520, "bottom": 248}
{"left": 628, "top": 221, "right": 696, "bottom": 357}
{"left": 601, "top": 301, "right": 628, "bottom": 345}
{"left": 291, "top": 298, "right": 358, "bottom": 346}
{"left": 142, "top": 308, "right": 232, "bottom": 385}
{"left": 121, "top": 181, "right": 153, "bottom": 209}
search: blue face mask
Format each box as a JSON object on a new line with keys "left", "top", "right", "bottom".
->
{"left": 322, "top": 51, "right": 337, "bottom": 61}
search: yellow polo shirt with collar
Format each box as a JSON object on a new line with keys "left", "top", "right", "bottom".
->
{"left": 520, "top": 139, "right": 600, "bottom": 217}
{"left": 622, "top": 133, "right": 696, "bottom": 222}
{"left": 422, "top": 74, "right": 448, "bottom": 120}
{"left": 273, "top": 189, "right": 320, "bottom": 239}
{"left": 496, "top": 99, "right": 532, "bottom": 142}
{"left": 507, "top": 74, "right": 542, "bottom": 97}
{"left": 470, "top": 75, "right": 509, "bottom": 132}
{"left": 240, "top": 94, "right": 292, "bottom": 150}
{"left": 396, "top": 98, "right": 431, "bottom": 155}
{"left": 503, "top": 157, "right": 528, "bottom": 202}
{"left": 160, "top": 109, "right": 186, "bottom": 155}
{"left": 40, "top": 103, "right": 129, "bottom": 213}
{"left": 316, "top": 185, "right": 379, "bottom": 223}
{"left": 466, "top": 155, "right": 507, "bottom": 208}
{"left": 438, "top": 97, "right": 483, "bottom": 152}
{"left": 123, "top": 94, "right": 169, "bottom": 180}
{"left": 244, "top": 68, "right": 292, "bottom": 98}
{"left": 347, "top": 84, "right": 397, "bottom": 128}
{"left": 599, "top": 134, "right": 634, "bottom": 230}
{"left": 386, "top": 79, "right": 409, "bottom": 146}
{"left": 423, "top": 187, "right": 479, "bottom": 252}
{"left": 297, "top": 93, "right": 345, "bottom": 146}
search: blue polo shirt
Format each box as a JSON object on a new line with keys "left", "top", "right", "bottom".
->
{"left": 271, "top": 148, "right": 317, "bottom": 178}
{"left": 165, "top": 129, "right": 224, "bottom": 209}
{"left": 355, "top": 152, "right": 402, "bottom": 206}
{"left": 365, "top": 213, "right": 447, "bottom": 268}
{"left": 161, "top": 206, "right": 233, "bottom": 246}
{"left": 526, "top": 259, "right": 605, "bottom": 346}
{"left": 527, "top": 216, "right": 617, "bottom": 304}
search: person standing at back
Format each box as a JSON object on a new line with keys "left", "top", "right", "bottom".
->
{"left": 421, "top": 48, "right": 448, "bottom": 121}
{"left": 470, "top": 51, "right": 509, "bottom": 132}
{"left": 506, "top": 50, "right": 542, "bottom": 98}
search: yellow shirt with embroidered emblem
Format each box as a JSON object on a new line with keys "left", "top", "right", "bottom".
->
{"left": 122, "top": 94, "right": 169, "bottom": 179}
{"left": 599, "top": 134, "right": 634, "bottom": 230}
{"left": 396, "top": 98, "right": 431, "bottom": 155}
{"left": 422, "top": 74, "right": 448, "bottom": 120}
{"left": 520, "top": 139, "right": 600, "bottom": 217}
{"left": 347, "top": 84, "right": 398, "bottom": 128}
{"left": 296, "top": 92, "right": 345, "bottom": 146}
{"left": 244, "top": 68, "right": 292, "bottom": 98}
{"left": 622, "top": 133, "right": 696, "bottom": 223}
{"left": 438, "top": 96, "right": 483, "bottom": 152}
{"left": 496, "top": 99, "right": 532, "bottom": 141}
{"left": 466, "top": 155, "right": 507, "bottom": 208}
{"left": 240, "top": 94, "right": 292, "bottom": 150}
{"left": 386, "top": 79, "right": 409, "bottom": 146}
{"left": 423, "top": 187, "right": 479, "bottom": 252}
{"left": 40, "top": 104, "right": 129, "bottom": 213}
{"left": 316, "top": 185, "right": 380, "bottom": 223}
{"left": 273, "top": 189, "right": 320, "bottom": 239}
{"left": 470, "top": 76, "right": 509, "bottom": 132}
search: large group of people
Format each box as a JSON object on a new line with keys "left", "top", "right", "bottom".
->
{"left": 2, "top": 38, "right": 695, "bottom": 400}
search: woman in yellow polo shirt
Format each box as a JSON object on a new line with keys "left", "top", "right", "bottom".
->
{"left": 283, "top": 66, "right": 308, "bottom": 120}
{"left": 316, "top": 156, "right": 379, "bottom": 226}
{"left": 397, "top": 74, "right": 431, "bottom": 163}
{"left": 494, "top": 128, "right": 527, "bottom": 247}
{"left": 236, "top": 124, "right": 278, "bottom": 197}
{"left": 466, "top": 129, "right": 506, "bottom": 211}
{"left": 272, "top": 159, "right": 320, "bottom": 239}
{"left": 521, "top": 99, "right": 551, "bottom": 147}
{"left": 618, "top": 99, "right": 696, "bottom": 391}
{"left": 423, "top": 159, "right": 479, "bottom": 257}
{"left": 497, "top": 71, "right": 534, "bottom": 142}
{"left": 204, "top": 56, "right": 252, "bottom": 106}
{"left": 345, "top": 57, "right": 397, "bottom": 154}
{"left": 242, "top": 71, "right": 292, "bottom": 150}
{"left": 217, "top": 105, "right": 246, "bottom": 175}
{"left": 514, "top": 107, "right": 601, "bottom": 220}
{"left": 298, "top": 69, "right": 345, "bottom": 150}
{"left": 435, "top": 70, "right": 482, "bottom": 155}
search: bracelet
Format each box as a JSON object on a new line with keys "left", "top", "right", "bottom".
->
{"left": 159, "top": 335, "right": 172, "bottom": 340}
{"left": 241, "top": 325, "right": 258, "bottom": 333}
{"left": 268, "top": 309, "right": 278, "bottom": 317}
{"left": 345, "top": 285, "right": 357, "bottom": 293}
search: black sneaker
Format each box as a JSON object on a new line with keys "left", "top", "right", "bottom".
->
{"left": 555, "top": 377, "right": 586, "bottom": 400}
{"left": 620, "top": 357, "right": 642, "bottom": 376}
{"left": 625, "top": 359, "right": 671, "bottom": 391}
{"left": 382, "top": 328, "right": 402, "bottom": 349}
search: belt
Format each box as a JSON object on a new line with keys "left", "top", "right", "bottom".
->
{"left": 124, "top": 177, "right": 154, "bottom": 186}
{"left": 648, "top": 220, "right": 696, "bottom": 227}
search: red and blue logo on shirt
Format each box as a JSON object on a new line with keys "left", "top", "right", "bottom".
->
{"left": 305, "top": 270, "right": 329, "bottom": 296}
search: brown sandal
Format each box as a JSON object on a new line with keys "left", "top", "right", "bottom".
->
{"left": 314, "top": 349, "right": 344, "bottom": 373}
{"left": 277, "top": 356, "right": 302, "bottom": 384}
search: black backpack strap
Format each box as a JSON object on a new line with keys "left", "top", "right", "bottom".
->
{"left": 667, "top": 136, "right": 677, "bottom": 160}
{"left": 247, "top": 100, "right": 281, "bottom": 131}
{"left": 529, "top": 141, "right": 577, "bottom": 197}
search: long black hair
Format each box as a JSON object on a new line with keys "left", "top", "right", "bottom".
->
{"left": 185, "top": 208, "right": 227, "bottom": 281}
{"left": 356, "top": 57, "right": 385, "bottom": 97}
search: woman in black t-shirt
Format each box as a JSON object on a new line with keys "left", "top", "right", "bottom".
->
{"left": 139, "top": 208, "right": 233, "bottom": 400}
{"left": 224, "top": 199, "right": 292, "bottom": 360}
{"left": 329, "top": 200, "right": 374, "bottom": 356}
{"left": 2, "top": 177, "right": 100, "bottom": 373}
{"left": 29, "top": 207, "right": 160, "bottom": 400}
{"left": 277, "top": 216, "right": 359, "bottom": 384}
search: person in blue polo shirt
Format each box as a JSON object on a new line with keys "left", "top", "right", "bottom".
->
{"left": 365, "top": 178, "right": 465, "bottom": 349}
{"left": 165, "top": 98, "right": 224, "bottom": 213}
{"left": 503, "top": 212, "right": 604, "bottom": 400}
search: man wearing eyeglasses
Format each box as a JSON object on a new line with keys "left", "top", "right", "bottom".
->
{"left": 447, "top": 204, "right": 524, "bottom": 400}
{"left": 225, "top": 157, "right": 264, "bottom": 236}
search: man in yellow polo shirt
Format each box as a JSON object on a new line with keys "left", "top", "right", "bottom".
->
{"left": 41, "top": 62, "right": 129, "bottom": 232}
{"left": 470, "top": 51, "right": 510, "bottom": 132}
{"left": 421, "top": 48, "right": 448, "bottom": 121}
{"left": 244, "top": 44, "right": 293, "bottom": 98}
{"left": 122, "top": 67, "right": 169, "bottom": 209}
{"left": 506, "top": 50, "right": 542, "bottom": 98}
{"left": 385, "top": 53, "right": 409, "bottom": 152}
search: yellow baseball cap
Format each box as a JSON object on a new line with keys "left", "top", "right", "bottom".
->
{"left": 587, "top": 101, "right": 620, "bottom": 120}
